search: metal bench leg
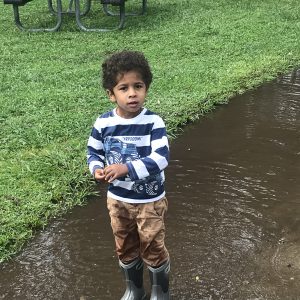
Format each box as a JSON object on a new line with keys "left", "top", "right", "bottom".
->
{"left": 75, "top": 0, "right": 125, "bottom": 31}
{"left": 103, "top": 0, "right": 147, "bottom": 17}
{"left": 48, "top": 0, "right": 57, "bottom": 14}
{"left": 12, "top": 0, "right": 63, "bottom": 32}
{"left": 141, "top": 0, "right": 147, "bottom": 14}
{"left": 48, "top": 0, "right": 91, "bottom": 16}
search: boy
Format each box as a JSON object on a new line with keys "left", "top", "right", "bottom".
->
{"left": 87, "top": 51, "right": 170, "bottom": 300}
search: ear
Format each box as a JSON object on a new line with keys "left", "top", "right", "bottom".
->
{"left": 107, "top": 89, "right": 116, "bottom": 103}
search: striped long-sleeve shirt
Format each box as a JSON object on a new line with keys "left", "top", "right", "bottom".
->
{"left": 87, "top": 108, "right": 169, "bottom": 203}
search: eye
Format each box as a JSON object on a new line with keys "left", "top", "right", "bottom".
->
{"left": 135, "top": 83, "right": 144, "bottom": 89}
{"left": 119, "top": 86, "right": 127, "bottom": 91}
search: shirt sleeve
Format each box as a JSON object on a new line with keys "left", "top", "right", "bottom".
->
{"left": 126, "top": 117, "right": 169, "bottom": 181}
{"left": 87, "top": 121, "right": 105, "bottom": 175}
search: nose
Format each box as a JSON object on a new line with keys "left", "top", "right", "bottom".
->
{"left": 128, "top": 86, "right": 137, "bottom": 97}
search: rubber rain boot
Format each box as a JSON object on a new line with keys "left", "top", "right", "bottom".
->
{"left": 119, "top": 257, "right": 147, "bottom": 300}
{"left": 148, "top": 260, "right": 170, "bottom": 300}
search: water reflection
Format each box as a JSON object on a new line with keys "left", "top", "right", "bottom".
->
{"left": 0, "top": 70, "right": 299, "bottom": 299}
{"left": 167, "top": 69, "right": 300, "bottom": 299}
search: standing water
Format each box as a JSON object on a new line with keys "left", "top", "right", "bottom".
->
{"left": 0, "top": 70, "right": 299, "bottom": 299}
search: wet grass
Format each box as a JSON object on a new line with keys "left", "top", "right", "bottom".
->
{"left": 0, "top": 0, "right": 300, "bottom": 262}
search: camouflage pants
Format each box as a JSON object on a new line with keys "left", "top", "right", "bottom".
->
{"left": 107, "top": 197, "right": 169, "bottom": 267}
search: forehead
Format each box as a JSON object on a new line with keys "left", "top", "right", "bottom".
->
{"left": 116, "top": 70, "right": 144, "bottom": 84}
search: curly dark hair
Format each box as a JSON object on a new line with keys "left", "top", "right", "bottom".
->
{"left": 102, "top": 50, "right": 153, "bottom": 92}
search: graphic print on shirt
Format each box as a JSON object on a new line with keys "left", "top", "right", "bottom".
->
{"left": 103, "top": 136, "right": 163, "bottom": 196}
{"left": 103, "top": 136, "right": 139, "bottom": 165}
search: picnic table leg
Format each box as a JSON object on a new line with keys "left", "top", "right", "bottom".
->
{"left": 12, "top": 0, "right": 63, "bottom": 32}
{"left": 48, "top": 0, "right": 91, "bottom": 16}
{"left": 75, "top": 0, "right": 125, "bottom": 31}
{"left": 103, "top": 0, "right": 147, "bottom": 16}
{"left": 68, "top": 0, "right": 74, "bottom": 12}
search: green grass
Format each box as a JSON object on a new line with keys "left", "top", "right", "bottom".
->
{"left": 0, "top": 0, "right": 300, "bottom": 262}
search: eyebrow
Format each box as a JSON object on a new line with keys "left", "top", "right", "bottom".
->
{"left": 116, "top": 81, "right": 145, "bottom": 87}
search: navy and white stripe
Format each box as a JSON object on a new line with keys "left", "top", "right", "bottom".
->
{"left": 87, "top": 108, "right": 169, "bottom": 203}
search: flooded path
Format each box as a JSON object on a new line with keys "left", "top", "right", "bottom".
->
{"left": 1, "top": 70, "right": 300, "bottom": 299}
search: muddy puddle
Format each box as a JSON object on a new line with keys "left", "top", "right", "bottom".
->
{"left": 1, "top": 69, "right": 300, "bottom": 299}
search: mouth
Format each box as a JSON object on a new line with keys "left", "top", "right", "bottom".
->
{"left": 127, "top": 101, "right": 139, "bottom": 108}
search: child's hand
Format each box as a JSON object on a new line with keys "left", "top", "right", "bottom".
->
{"left": 104, "top": 164, "right": 128, "bottom": 183}
{"left": 94, "top": 168, "right": 106, "bottom": 182}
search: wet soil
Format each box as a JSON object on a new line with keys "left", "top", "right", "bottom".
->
{"left": 0, "top": 69, "right": 299, "bottom": 300}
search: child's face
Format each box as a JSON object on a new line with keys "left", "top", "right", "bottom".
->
{"left": 107, "top": 70, "right": 147, "bottom": 119}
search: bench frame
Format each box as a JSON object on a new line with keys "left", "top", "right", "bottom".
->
{"left": 103, "top": 0, "right": 147, "bottom": 17}
{"left": 48, "top": 0, "right": 90, "bottom": 17}
{"left": 4, "top": 0, "right": 63, "bottom": 32}
{"left": 4, "top": 0, "right": 148, "bottom": 32}
{"left": 75, "top": 0, "right": 126, "bottom": 32}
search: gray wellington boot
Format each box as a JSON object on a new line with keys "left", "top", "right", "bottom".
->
{"left": 148, "top": 260, "right": 170, "bottom": 300}
{"left": 119, "top": 258, "right": 147, "bottom": 300}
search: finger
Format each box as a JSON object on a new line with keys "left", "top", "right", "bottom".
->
{"left": 95, "top": 169, "right": 104, "bottom": 178}
{"left": 105, "top": 171, "right": 113, "bottom": 181}
{"left": 108, "top": 177, "right": 114, "bottom": 183}
{"left": 104, "top": 167, "right": 111, "bottom": 175}
{"left": 95, "top": 175, "right": 105, "bottom": 182}
{"left": 106, "top": 170, "right": 117, "bottom": 182}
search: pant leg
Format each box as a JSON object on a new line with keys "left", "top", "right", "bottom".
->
{"left": 136, "top": 197, "right": 169, "bottom": 267}
{"left": 107, "top": 197, "right": 140, "bottom": 263}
